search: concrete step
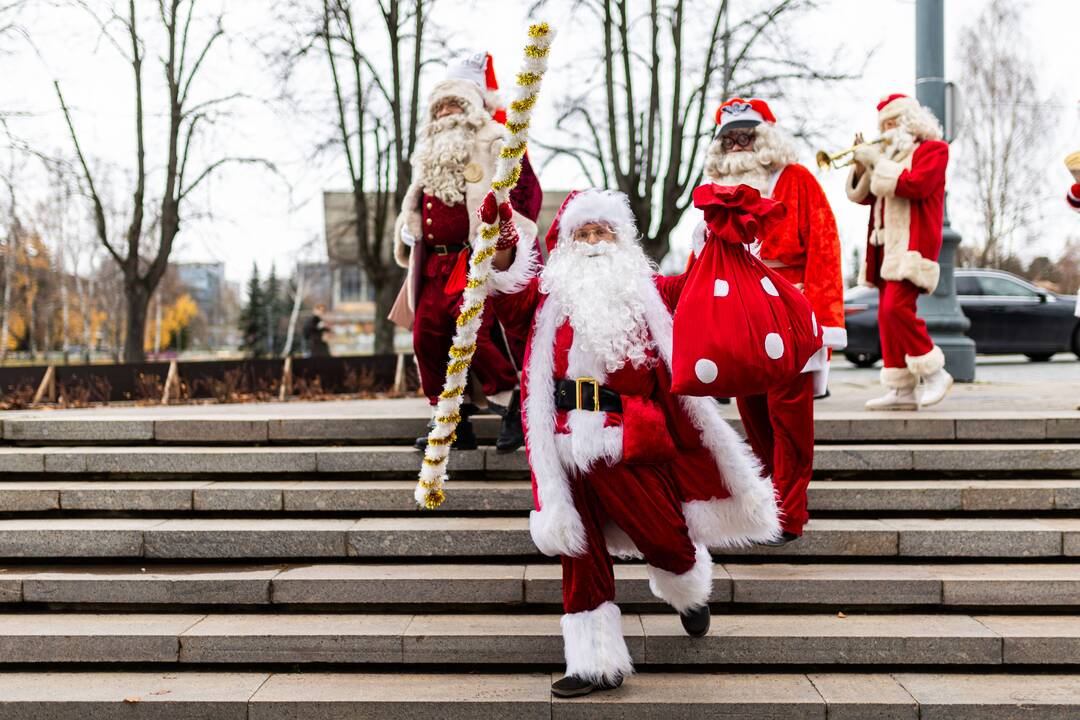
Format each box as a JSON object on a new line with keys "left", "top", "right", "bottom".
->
{"left": 1, "top": 562, "right": 1078, "bottom": 608}
{"left": 0, "top": 611, "right": 1072, "bottom": 666}
{"left": 0, "top": 671, "right": 1077, "bottom": 719}
{"left": 0, "top": 517, "right": 1077, "bottom": 559}
{"left": 1, "top": 479, "right": 1078, "bottom": 513}
{"left": 4, "top": 411, "right": 1077, "bottom": 445}
{"left": 1, "top": 443, "right": 1078, "bottom": 476}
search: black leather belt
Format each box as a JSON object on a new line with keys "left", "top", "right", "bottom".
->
{"left": 555, "top": 378, "right": 623, "bottom": 413}
{"left": 430, "top": 243, "right": 467, "bottom": 255}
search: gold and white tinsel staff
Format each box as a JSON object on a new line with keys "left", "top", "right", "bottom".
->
{"left": 415, "top": 22, "right": 555, "bottom": 510}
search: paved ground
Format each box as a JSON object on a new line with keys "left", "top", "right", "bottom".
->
{"left": 4, "top": 355, "right": 1078, "bottom": 417}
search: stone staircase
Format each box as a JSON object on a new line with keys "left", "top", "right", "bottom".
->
{"left": 0, "top": 409, "right": 1077, "bottom": 717}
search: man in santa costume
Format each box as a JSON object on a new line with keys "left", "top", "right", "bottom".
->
{"left": 392, "top": 52, "right": 543, "bottom": 451}
{"left": 483, "top": 188, "right": 780, "bottom": 698}
{"left": 847, "top": 93, "right": 952, "bottom": 410}
{"left": 704, "top": 97, "right": 844, "bottom": 543}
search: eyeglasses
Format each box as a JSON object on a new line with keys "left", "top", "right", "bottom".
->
{"left": 719, "top": 130, "right": 756, "bottom": 151}
{"left": 571, "top": 225, "right": 616, "bottom": 243}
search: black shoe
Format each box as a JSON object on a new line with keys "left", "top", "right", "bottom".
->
{"left": 550, "top": 674, "right": 623, "bottom": 699}
{"left": 414, "top": 416, "right": 479, "bottom": 451}
{"left": 495, "top": 390, "right": 524, "bottom": 453}
{"left": 756, "top": 531, "right": 801, "bottom": 547}
{"left": 679, "top": 604, "right": 711, "bottom": 637}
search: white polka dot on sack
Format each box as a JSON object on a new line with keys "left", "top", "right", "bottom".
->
{"left": 695, "top": 358, "right": 718, "bottom": 383}
{"left": 714, "top": 279, "right": 729, "bottom": 297}
{"left": 760, "top": 277, "right": 779, "bottom": 296}
{"left": 812, "top": 312, "right": 818, "bottom": 335}
{"left": 764, "top": 333, "right": 785, "bottom": 359}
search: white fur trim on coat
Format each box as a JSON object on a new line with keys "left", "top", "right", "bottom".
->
{"left": 892, "top": 250, "right": 940, "bottom": 293}
{"left": 870, "top": 158, "right": 903, "bottom": 198}
{"left": 488, "top": 234, "right": 539, "bottom": 294}
{"left": 881, "top": 366, "right": 917, "bottom": 389}
{"left": 846, "top": 166, "right": 872, "bottom": 204}
{"left": 906, "top": 345, "right": 945, "bottom": 377}
{"left": 647, "top": 544, "right": 713, "bottom": 613}
{"left": 561, "top": 601, "right": 634, "bottom": 684}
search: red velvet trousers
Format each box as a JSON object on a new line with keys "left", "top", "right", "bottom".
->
{"left": 736, "top": 372, "right": 815, "bottom": 536}
{"left": 413, "top": 252, "right": 518, "bottom": 404}
{"left": 562, "top": 460, "right": 698, "bottom": 614}
{"left": 878, "top": 279, "right": 935, "bottom": 368}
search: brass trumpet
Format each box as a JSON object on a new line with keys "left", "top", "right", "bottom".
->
{"left": 815, "top": 137, "right": 888, "bottom": 170}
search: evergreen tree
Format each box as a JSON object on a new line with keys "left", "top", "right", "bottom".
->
{"left": 264, "top": 263, "right": 290, "bottom": 356}
{"left": 239, "top": 263, "right": 266, "bottom": 357}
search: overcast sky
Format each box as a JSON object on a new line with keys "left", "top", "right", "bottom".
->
{"left": 3, "top": 0, "right": 1078, "bottom": 284}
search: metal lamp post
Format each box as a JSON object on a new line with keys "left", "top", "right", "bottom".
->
{"left": 915, "top": 0, "right": 976, "bottom": 381}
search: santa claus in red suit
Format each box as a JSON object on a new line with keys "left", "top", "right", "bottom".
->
{"left": 703, "top": 97, "right": 843, "bottom": 542}
{"left": 483, "top": 188, "right": 780, "bottom": 698}
{"left": 391, "top": 52, "right": 543, "bottom": 451}
{"left": 847, "top": 93, "right": 952, "bottom": 410}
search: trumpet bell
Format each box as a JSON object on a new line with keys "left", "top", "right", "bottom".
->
{"left": 815, "top": 150, "right": 833, "bottom": 170}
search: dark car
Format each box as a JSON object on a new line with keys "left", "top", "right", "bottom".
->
{"left": 843, "top": 269, "right": 1080, "bottom": 367}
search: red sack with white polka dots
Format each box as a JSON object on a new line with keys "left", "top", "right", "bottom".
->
{"left": 670, "top": 184, "right": 823, "bottom": 397}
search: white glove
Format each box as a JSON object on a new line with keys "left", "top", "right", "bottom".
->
{"left": 690, "top": 221, "right": 707, "bottom": 257}
{"left": 401, "top": 227, "right": 417, "bottom": 248}
{"left": 853, "top": 142, "right": 882, "bottom": 169}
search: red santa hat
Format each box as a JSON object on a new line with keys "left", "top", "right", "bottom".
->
{"left": 876, "top": 93, "right": 921, "bottom": 127}
{"left": 430, "top": 52, "right": 504, "bottom": 121}
{"left": 715, "top": 98, "right": 777, "bottom": 134}
{"left": 543, "top": 190, "right": 638, "bottom": 254}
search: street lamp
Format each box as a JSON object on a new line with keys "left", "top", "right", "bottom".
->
{"left": 915, "top": 0, "right": 976, "bottom": 381}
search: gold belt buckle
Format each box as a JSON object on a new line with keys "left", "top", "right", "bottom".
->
{"left": 433, "top": 245, "right": 448, "bottom": 255}
{"left": 575, "top": 377, "right": 600, "bottom": 412}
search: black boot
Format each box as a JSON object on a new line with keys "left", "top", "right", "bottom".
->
{"left": 495, "top": 390, "right": 524, "bottom": 454}
{"left": 550, "top": 673, "right": 623, "bottom": 699}
{"left": 679, "top": 604, "right": 711, "bottom": 638}
{"left": 756, "top": 531, "right": 801, "bottom": 547}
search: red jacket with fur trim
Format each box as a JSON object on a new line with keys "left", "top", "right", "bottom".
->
{"left": 847, "top": 139, "right": 948, "bottom": 294}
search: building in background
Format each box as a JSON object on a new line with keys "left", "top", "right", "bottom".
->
{"left": 174, "top": 262, "right": 239, "bottom": 351}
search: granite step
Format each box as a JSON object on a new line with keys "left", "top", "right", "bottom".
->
{"left": 0, "top": 611, "right": 1073, "bottom": 666}
{"left": 1, "top": 479, "right": 1078, "bottom": 513}
{"left": 0, "top": 671, "right": 1077, "bottom": 719}
{"left": 0, "top": 516, "right": 1077, "bottom": 559}
{"left": 2, "top": 411, "right": 1077, "bottom": 445}
{"left": 0, "top": 443, "right": 1078, "bottom": 476}
{"left": 1, "top": 562, "right": 1078, "bottom": 609}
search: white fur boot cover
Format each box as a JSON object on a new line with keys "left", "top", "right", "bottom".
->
{"left": 881, "top": 366, "right": 918, "bottom": 389}
{"left": 905, "top": 345, "right": 945, "bottom": 378}
{"left": 646, "top": 544, "right": 713, "bottom": 613}
{"left": 561, "top": 601, "right": 635, "bottom": 684}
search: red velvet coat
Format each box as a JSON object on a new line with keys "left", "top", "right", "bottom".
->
{"left": 847, "top": 140, "right": 949, "bottom": 293}
{"left": 492, "top": 263, "right": 780, "bottom": 559}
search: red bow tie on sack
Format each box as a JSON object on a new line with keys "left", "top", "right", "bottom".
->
{"left": 691, "top": 183, "right": 786, "bottom": 245}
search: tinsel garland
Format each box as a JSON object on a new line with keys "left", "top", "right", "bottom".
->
{"left": 415, "top": 22, "right": 555, "bottom": 510}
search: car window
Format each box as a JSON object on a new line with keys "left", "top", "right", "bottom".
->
{"left": 955, "top": 276, "right": 981, "bottom": 295}
{"left": 977, "top": 275, "right": 1039, "bottom": 298}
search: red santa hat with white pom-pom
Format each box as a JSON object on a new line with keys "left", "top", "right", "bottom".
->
{"left": 430, "top": 52, "right": 506, "bottom": 123}
{"left": 876, "top": 93, "right": 920, "bottom": 127}
{"left": 715, "top": 98, "right": 777, "bottom": 134}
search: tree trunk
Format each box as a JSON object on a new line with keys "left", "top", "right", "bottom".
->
{"left": 123, "top": 284, "right": 150, "bottom": 363}
{"left": 372, "top": 273, "right": 401, "bottom": 355}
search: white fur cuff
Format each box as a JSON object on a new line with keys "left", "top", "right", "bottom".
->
{"left": 647, "top": 544, "right": 713, "bottom": 613}
{"left": 488, "top": 231, "right": 539, "bottom": 294}
{"left": 906, "top": 345, "right": 945, "bottom": 377}
{"left": 897, "top": 250, "right": 940, "bottom": 293}
{"left": 881, "top": 366, "right": 917, "bottom": 389}
{"left": 822, "top": 325, "right": 848, "bottom": 350}
{"left": 870, "top": 158, "right": 903, "bottom": 198}
{"left": 529, "top": 505, "right": 588, "bottom": 558}
{"left": 846, "top": 166, "right": 872, "bottom": 203}
{"left": 561, "top": 601, "right": 635, "bottom": 685}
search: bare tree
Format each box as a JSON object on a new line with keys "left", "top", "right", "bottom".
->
{"left": 536, "top": 0, "right": 854, "bottom": 261}
{"left": 955, "top": 0, "right": 1054, "bottom": 268}
{"left": 55, "top": 0, "right": 270, "bottom": 362}
{"left": 271, "top": 0, "right": 437, "bottom": 354}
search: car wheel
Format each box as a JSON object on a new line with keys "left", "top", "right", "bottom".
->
{"left": 844, "top": 351, "right": 881, "bottom": 369}
{"left": 1025, "top": 353, "right": 1054, "bottom": 362}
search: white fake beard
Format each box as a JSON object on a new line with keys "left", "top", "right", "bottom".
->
{"left": 882, "top": 126, "right": 917, "bottom": 162}
{"left": 704, "top": 124, "right": 799, "bottom": 192}
{"left": 414, "top": 113, "right": 483, "bottom": 205}
{"left": 541, "top": 238, "right": 657, "bottom": 374}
